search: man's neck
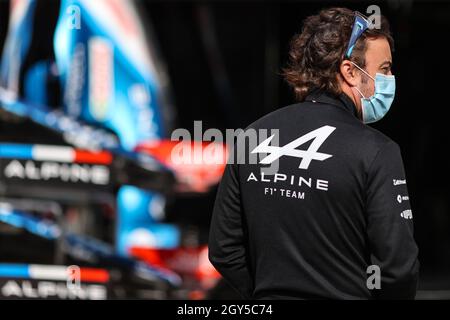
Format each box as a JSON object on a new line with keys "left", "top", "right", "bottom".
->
{"left": 340, "top": 84, "right": 362, "bottom": 120}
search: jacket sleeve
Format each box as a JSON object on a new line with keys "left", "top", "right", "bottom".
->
{"left": 208, "top": 161, "right": 253, "bottom": 299}
{"left": 366, "top": 141, "right": 420, "bottom": 299}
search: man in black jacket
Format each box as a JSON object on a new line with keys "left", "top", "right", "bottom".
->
{"left": 208, "top": 7, "right": 419, "bottom": 299}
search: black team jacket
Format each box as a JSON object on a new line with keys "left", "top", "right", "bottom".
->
{"left": 208, "top": 90, "right": 419, "bottom": 299}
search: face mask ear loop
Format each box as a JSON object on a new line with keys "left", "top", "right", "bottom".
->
{"left": 353, "top": 85, "right": 366, "bottom": 99}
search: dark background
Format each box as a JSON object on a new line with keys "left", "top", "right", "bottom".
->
{"left": 1, "top": 0, "right": 450, "bottom": 292}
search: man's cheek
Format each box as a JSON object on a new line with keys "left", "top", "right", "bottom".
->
{"left": 361, "top": 82, "right": 374, "bottom": 97}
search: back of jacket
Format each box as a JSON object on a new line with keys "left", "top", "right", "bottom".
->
{"left": 209, "top": 91, "right": 419, "bottom": 299}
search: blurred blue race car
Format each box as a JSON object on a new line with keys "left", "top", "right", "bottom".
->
{"left": 0, "top": 0, "right": 228, "bottom": 300}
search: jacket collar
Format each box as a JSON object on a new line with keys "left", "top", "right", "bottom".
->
{"left": 304, "top": 90, "right": 360, "bottom": 119}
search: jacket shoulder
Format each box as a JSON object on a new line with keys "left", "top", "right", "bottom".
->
{"left": 243, "top": 102, "right": 398, "bottom": 151}
{"left": 243, "top": 102, "right": 307, "bottom": 130}
{"left": 359, "top": 123, "right": 398, "bottom": 150}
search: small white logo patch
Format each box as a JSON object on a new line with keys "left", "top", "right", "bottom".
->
{"left": 397, "top": 195, "right": 409, "bottom": 203}
{"left": 400, "top": 209, "right": 413, "bottom": 219}
{"left": 393, "top": 179, "right": 407, "bottom": 186}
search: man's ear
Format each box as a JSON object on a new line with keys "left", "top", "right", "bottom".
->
{"left": 340, "top": 60, "right": 358, "bottom": 87}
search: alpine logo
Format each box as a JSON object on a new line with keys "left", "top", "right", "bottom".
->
{"left": 251, "top": 125, "right": 336, "bottom": 169}
{"left": 4, "top": 160, "right": 110, "bottom": 185}
{"left": 0, "top": 280, "right": 107, "bottom": 300}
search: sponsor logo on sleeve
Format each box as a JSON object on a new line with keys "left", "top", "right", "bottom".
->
{"left": 393, "top": 179, "right": 407, "bottom": 186}
{"left": 400, "top": 209, "right": 413, "bottom": 219}
{"left": 397, "top": 195, "right": 409, "bottom": 203}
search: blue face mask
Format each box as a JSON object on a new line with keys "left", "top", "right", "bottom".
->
{"left": 351, "top": 62, "right": 396, "bottom": 124}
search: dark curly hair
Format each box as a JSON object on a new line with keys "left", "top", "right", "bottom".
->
{"left": 283, "top": 7, "right": 394, "bottom": 101}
